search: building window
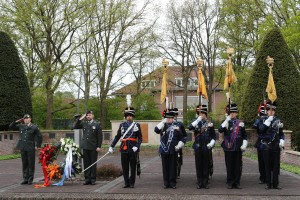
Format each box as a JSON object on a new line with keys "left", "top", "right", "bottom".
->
{"left": 0, "top": 135, "right": 2, "bottom": 141}
{"left": 4, "top": 134, "right": 7, "bottom": 140}
{"left": 188, "top": 78, "right": 197, "bottom": 87}
{"left": 141, "top": 80, "right": 156, "bottom": 88}
{"left": 10, "top": 134, "right": 13, "bottom": 140}
{"left": 175, "top": 78, "right": 183, "bottom": 87}
{"left": 175, "top": 96, "right": 208, "bottom": 109}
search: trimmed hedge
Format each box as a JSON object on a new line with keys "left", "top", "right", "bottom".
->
{"left": 0, "top": 31, "right": 32, "bottom": 130}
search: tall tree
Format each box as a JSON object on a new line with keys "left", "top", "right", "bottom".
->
{"left": 219, "top": 0, "right": 266, "bottom": 67}
{"left": 0, "top": 31, "right": 32, "bottom": 130}
{"left": 241, "top": 28, "right": 300, "bottom": 136}
{"left": 159, "top": 0, "right": 220, "bottom": 124}
{"left": 88, "top": 0, "right": 152, "bottom": 127}
{"left": 0, "top": 0, "right": 91, "bottom": 128}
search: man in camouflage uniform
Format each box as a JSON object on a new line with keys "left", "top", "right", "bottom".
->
{"left": 74, "top": 110, "right": 102, "bottom": 185}
{"left": 9, "top": 114, "right": 42, "bottom": 185}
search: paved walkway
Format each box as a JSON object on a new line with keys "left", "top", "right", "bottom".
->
{"left": 1, "top": 149, "right": 300, "bottom": 199}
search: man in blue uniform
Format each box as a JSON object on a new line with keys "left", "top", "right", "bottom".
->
{"left": 189, "top": 105, "right": 216, "bottom": 189}
{"left": 258, "top": 101, "right": 284, "bottom": 190}
{"left": 253, "top": 104, "right": 267, "bottom": 184}
{"left": 109, "top": 107, "right": 142, "bottom": 188}
{"left": 154, "top": 110, "right": 184, "bottom": 189}
{"left": 74, "top": 110, "right": 103, "bottom": 185}
{"left": 170, "top": 108, "right": 187, "bottom": 179}
{"left": 9, "top": 114, "right": 42, "bottom": 185}
{"left": 218, "top": 103, "right": 248, "bottom": 189}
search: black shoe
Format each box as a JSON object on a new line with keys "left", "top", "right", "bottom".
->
{"left": 234, "top": 184, "right": 242, "bottom": 189}
{"left": 265, "top": 185, "right": 271, "bottom": 190}
{"left": 27, "top": 182, "right": 32, "bottom": 185}
{"left": 204, "top": 185, "right": 209, "bottom": 189}
{"left": 91, "top": 182, "right": 96, "bottom": 185}
{"left": 227, "top": 184, "right": 233, "bottom": 189}
{"left": 273, "top": 186, "right": 282, "bottom": 190}
{"left": 130, "top": 185, "right": 134, "bottom": 188}
{"left": 163, "top": 185, "right": 168, "bottom": 189}
{"left": 259, "top": 181, "right": 265, "bottom": 184}
{"left": 83, "top": 181, "right": 91, "bottom": 185}
{"left": 171, "top": 186, "right": 176, "bottom": 189}
{"left": 123, "top": 185, "right": 130, "bottom": 188}
{"left": 197, "top": 185, "right": 201, "bottom": 189}
{"left": 20, "top": 181, "right": 28, "bottom": 185}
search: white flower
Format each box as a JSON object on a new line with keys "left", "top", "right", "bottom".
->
{"left": 60, "top": 138, "right": 64, "bottom": 143}
{"left": 76, "top": 144, "right": 79, "bottom": 148}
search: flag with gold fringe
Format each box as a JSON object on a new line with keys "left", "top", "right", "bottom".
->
{"left": 197, "top": 68, "right": 208, "bottom": 99}
{"left": 266, "top": 65, "right": 277, "bottom": 103}
{"left": 224, "top": 58, "right": 237, "bottom": 90}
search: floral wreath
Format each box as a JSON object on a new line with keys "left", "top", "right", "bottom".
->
{"left": 35, "top": 138, "right": 82, "bottom": 188}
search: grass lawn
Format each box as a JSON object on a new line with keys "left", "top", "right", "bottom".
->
{"left": 244, "top": 151, "right": 300, "bottom": 176}
{"left": 0, "top": 153, "right": 21, "bottom": 161}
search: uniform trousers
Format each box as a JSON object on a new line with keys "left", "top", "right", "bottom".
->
{"left": 121, "top": 152, "right": 137, "bottom": 186}
{"left": 161, "top": 153, "right": 177, "bottom": 188}
{"left": 83, "top": 149, "right": 98, "bottom": 183}
{"left": 195, "top": 150, "right": 209, "bottom": 187}
{"left": 257, "top": 148, "right": 266, "bottom": 182}
{"left": 21, "top": 150, "right": 36, "bottom": 183}
{"left": 263, "top": 149, "right": 280, "bottom": 188}
{"left": 224, "top": 151, "right": 242, "bottom": 187}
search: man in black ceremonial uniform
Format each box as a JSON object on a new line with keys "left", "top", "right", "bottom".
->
{"left": 218, "top": 103, "right": 248, "bottom": 189}
{"left": 154, "top": 110, "right": 184, "bottom": 189}
{"left": 9, "top": 114, "right": 42, "bottom": 185}
{"left": 258, "top": 101, "right": 284, "bottom": 190}
{"left": 253, "top": 104, "right": 267, "bottom": 184}
{"left": 74, "top": 110, "right": 102, "bottom": 185}
{"left": 189, "top": 105, "right": 216, "bottom": 189}
{"left": 109, "top": 107, "right": 142, "bottom": 188}
{"left": 170, "top": 108, "right": 187, "bottom": 179}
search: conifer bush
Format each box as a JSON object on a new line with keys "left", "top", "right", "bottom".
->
{"left": 0, "top": 32, "right": 32, "bottom": 130}
{"left": 241, "top": 28, "right": 300, "bottom": 150}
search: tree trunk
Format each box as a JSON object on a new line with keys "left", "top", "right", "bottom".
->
{"left": 46, "top": 90, "right": 54, "bottom": 129}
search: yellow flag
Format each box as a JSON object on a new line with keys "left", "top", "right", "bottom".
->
{"left": 160, "top": 65, "right": 168, "bottom": 104}
{"left": 266, "top": 67, "right": 277, "bottom": 103}
{"left": 224, "top": 58, "right": 237, "bottom": 90}
{"left": 197, "top": 69, "right": 208, "bottom": 99}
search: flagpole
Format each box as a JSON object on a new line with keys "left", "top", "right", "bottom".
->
{"left": 226, "top": 48, "right": 234, "bottom": 114}
{"left": 161, "top": 58, "right": 169, "bottom": 110}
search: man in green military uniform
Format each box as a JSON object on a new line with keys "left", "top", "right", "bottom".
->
{"left": 74, "top": 111, "right": 103, "bottom": 185}
{"left": 9, "top": 114, "right": 42, "bottom": 185}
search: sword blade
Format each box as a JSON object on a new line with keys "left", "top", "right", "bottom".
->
{"left": 81, "top": 151, "right": 110, "bottom": 173}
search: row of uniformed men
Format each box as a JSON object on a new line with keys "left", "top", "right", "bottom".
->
{"left": 11, "top": 100, "right": 284, "bottom": 190}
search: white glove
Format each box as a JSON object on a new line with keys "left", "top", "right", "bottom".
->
{"left": 278, "top": 122, "right": 284, "bottom": 128}
{"left": 279, "top": 139, "right": 285, "bottom": 149}
{"left": 240, "top": 140, "right": 248, "bottom": 151}
{"left": 191, "top": 116, "right": 202, "bottom": 127}
{"left": 208, "top": 122, "right": 214, "bottom": 127}
{"left": 175, "top": 141, "right": 184, "bottom": 151}
{"left": 207, "top": 139, "right": 216, "bottom": 149}
{"left": 239, "top": 122, "right": 244, "bottom": 127}
{"left": 156, "top": 118, "right": 167, "bottom": 130}
{"left": 108, "top": 147, "right": 114, "bottom": 153}
{"left": 264, "top": 116, "right": 274, "bottom": 126}
{"left": 221, "top": 116, "right": 231, "bottom": 128}
{"left": 132, "top": 146, "right": 138, "bottom": 152}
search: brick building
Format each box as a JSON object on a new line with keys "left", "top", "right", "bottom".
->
{"left": 113, "top": 66, "right": 227, "bottom": 120}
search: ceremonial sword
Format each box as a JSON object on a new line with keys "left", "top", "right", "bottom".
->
{"left": 80, "top": 151, "right": 110, "bottom": 173}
